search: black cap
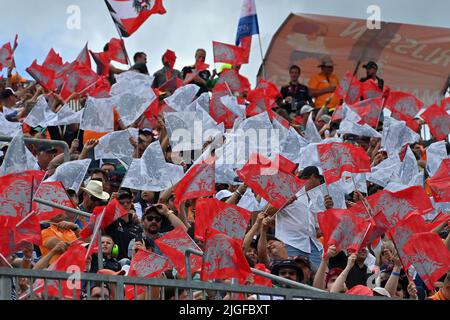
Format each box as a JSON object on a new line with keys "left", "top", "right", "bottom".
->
{"left": 0, "top": 89, "right": 14, "bottom": 100}
{"left": 271, "top": 259, "right": 304, "bottom": 282}
{"left": 143, "top": 205, "right": 162, "bottom": 218}
{"left": 117, "top": 189, "right": 133, "bottom": 200}
{"left": 299, "top": 166, "right": 321, "bottom": 179}
{"left": 363, "top": 61, "right": 378, "bottom": 70}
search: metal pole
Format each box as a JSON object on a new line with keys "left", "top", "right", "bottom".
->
{"left": 250, "top": 268, "right": 327, "bottom": 292}
{"left": 33, "top": 198, "right": 92, "bottom": 219}
{"left": 97, "top": 231, "right": 104, "bottom": 271}
{"left": 257, "top": 34, "right": 266, "bottom": 80}
{"left": 0, "top": 276, "right": 12, "bottom": 300}
{"left": 0, "top": 136, "right": 70, "bottom": 163}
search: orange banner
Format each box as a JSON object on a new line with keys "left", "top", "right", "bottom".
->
{"left": 261, "top": 13, "right": 450, "bottom": 106}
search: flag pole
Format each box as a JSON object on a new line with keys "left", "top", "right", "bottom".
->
{"left": 257, "top": 33, "right": 266, "bottom": 80}
{"left": 118, "top": 33, "right": 133, "bottom": 68}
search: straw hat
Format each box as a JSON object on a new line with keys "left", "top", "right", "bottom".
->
{"left": 80, "top": 180, "right": 110, "bottom": 200}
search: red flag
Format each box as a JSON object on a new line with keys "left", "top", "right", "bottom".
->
{"left": 155, "top": 226, "right": 203, "bottom": 278}
{"left": 335, "top": 72, "right": 362, "bottom": 105}
{"left": 0, "top": 42, "right": 13, "bottom": 69}
{"left": 213, "top": 41, "right": 248, "bottom": 65}
{"left": 246, "top": 88, "right": 276, "bottom": 117}
{"left": 32, "top": 182, "right": 75, "bottom": 222}
{"left": 420, "top": 104, "right": 450, "bottom": 141}
{"left": 0, "top": 173, "right": 34, "bottom": 219}
{"left": 317, "top": 142, "right": 371, "bottom": 185}
{"left": 441, "top": 97, "right": 450, "bottom": 111}
{"left": 125, "top": 248, "right": 171, "bottom": 299}
{"left": 104, "top": 0, "right": 167, "bottom": 38}
{"left": 0, "top": 217, "right": 17, "bottom": 257}
{"left": 87, "top": 76, "right": 111, "bottom": 98}
{"left": 318, "top": 208, "right": 371, "bottom": 254}
{"left": 26, "top": 60, "right": 56, "bottom": 92}
{"left": 425, "top": 213, "right": 450, "bottom": 232}
{"left": 236, "top": 153, "right": 307, "bottom": 210}
{"left": 158, "top": 76, "right": 183, "bottom": 93}
{"left": 93, "top": 198, "right": 128, "bottom": 230}
{"left": 367, "top": 186, "right": 434, "bottom": 229}
{"left": 253, "top": 263, "right": 273, "bottom": 287}
{"left": 59, "top": 64, "right": 100, "bottom": 100}
{"left": 173, "top": 156, "right": 216, "bottom": 209}
{"left": 200, "top": 229, "right": 252, "bottom": 282}
{"left": 194, "top": 198, "right": 252, "bottom": 242}
{"left": 385, "top": 91, "right": 423, "bottom": 131}
{"left": 428, "top": 159, "right": 450, "bottom": 202}
{"left": 107, "top": 38, "right": 128, "bottom": 65}
{"left": 209, "top": 83, "right": 238, "bottom": 128}
{"left": 275, "top": 154, "right": 298, "bottom": 174}
{"left": 216, "top": 69, "right": 251, "bottom": 95}
{"left": 89, "top": 50, "right": 111, "bottom": 77}
{"left": 34, "top": 243, "right": 87, "bottom": 299}
{"left": 268, "top": 108, "right": 290, "bottom": 128}
{"left": 331, "top": 104, "right": 344, "bottom": 122}
{"left": 15, "top": 211, "right": 42, "bottom": 246}
{"left": 348, "top": 98, "right": 383, "bottom": 128}
{"left": 387, "top": 212, "right": 427, "bottom": 270}
{"left": 43, "top": 48, "right": 64, "bottom": 73}
{"left": 256, "top": 79, "right": 282, "bottom": 99}
{"left": 361, "top": 79, "right": 383, "bottom": 100}
{"left": 84, "top": 209, "right": 105, "bottom": 257}
{"left": 403, "top": 232, "right": 450, "bottom": 290}
{"left": 74, "top": 43, "right": 91, "bottom": 69}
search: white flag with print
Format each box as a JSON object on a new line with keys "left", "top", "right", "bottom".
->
{"left": 80, "top": 97, "right": 115, "bottom": 132}
{"left": 45, "top": 159, "right": 91, "bottom": 192}
{"left": 94, "top": 128, "right": 138, "bottom": 160}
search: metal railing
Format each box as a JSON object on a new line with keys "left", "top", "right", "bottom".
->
{"left": 0, "top": 268, "right": 388, "bottom": 301}
{"left": 0, "top": 135, "right": 70, "bottom": 162}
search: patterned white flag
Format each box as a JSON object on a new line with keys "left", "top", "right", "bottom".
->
{"left": 367, "top": 155, "right": 402, "bottom": 188}
{"left": 426, "top": 141, "right": 449, "bottom": 177}
{"left": 164, "top": 84, "right": 200, "bottom": 112}
{"left": 304, "top": 113, "right": 322, "bottom": 143}
{"left": 80, "top": 97, "right": 115, "bottom": 132}
{"left": 220, "top": 95, "right": 246, "bottom": 118}
{"left": 45, "top": 159, "right": 91, "bottom": 192}
{"left": 24, "top": 96, "right": 57, "bottom": 128}
{"left": 399, "top": 147, "right": 419, "bottom": 186}
{"left": 94, "top": 128, "right": 139, "bottom": 160}
{"left": 381, "top": 116, "right": 420, "bottom": 157}
{"left": 0, "top": 112, "right": 21, "bottom": 136}
{"left": 164, "top": 111, "right": 203, "bottom": 151}
{"left": 121, "top": 141, "right": 184, "bottom": 191}
{"left": 47, "top": 104, "right": 82, "bottom": 126}
{"left": 0, "top": 130, "right": 37, "bottom": 175}
{"left": 338, "top": 118, "right": 381, "bottom": 138}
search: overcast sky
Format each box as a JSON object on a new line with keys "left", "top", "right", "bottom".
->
{"left": 2, "top": 0, "right": 450, "bottom": 86}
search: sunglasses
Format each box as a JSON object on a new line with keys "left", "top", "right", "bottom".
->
{"left": 145, "top": 215, "right": 162, "bottom": 222}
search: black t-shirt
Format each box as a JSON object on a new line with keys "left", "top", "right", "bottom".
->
{"left": 181, "top": 66, "right": 211, "bottom": 96}
{"left": 105, "top": 217, "right": 143, "bottom": 261}
{"left": 345, "top": 264, "right": 372, "bottom": 289}
{"left": 279, "top": 82, "right": 313, "bottom": 114}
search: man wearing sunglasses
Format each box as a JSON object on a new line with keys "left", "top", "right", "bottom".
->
{"left": 127, "top": 204, "right": 187, "bottom": 258}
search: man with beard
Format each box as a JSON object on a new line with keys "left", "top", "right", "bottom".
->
{"left": 127, "top": 204, "right": 186, "bottom": 258}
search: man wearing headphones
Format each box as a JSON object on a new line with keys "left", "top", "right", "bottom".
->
{"left": 99, "top": 235, "right": 121, "bottom": 272}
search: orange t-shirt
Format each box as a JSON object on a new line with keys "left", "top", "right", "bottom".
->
{"left": 40, "top": 225, "right": 78, "bottom": 264}
{"left": 83, "top": 108, "right": 121, "bottom": 144}
{"left": 308, "top": 73, "right": 340, "bottom": 110}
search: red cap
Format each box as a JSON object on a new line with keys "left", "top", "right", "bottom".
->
{"left": 346, "top": 285, "right": 374, "bottom": 296}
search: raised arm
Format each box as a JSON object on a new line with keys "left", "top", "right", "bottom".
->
{"left": 242, "top": 212, "right": 265, "bottom": 253}
{"left": 330, "top": 253, "right": 356, "bottom": 293}
{"left": 313, "top": 244, "right": 337, "bottom": 290}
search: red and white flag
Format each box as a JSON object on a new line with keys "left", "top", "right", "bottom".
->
{"left": 348, "top": 98, "right": 383, "bottom": 128}
{"left": 0, "top": 42, "right": 13, "bottom": 69}
{"left": 15, "top": 210, "right": 42, "bottom": 247}
{"left": 246, "top": 87, "right": 276, "bottom": 117}
{"left": 74, "top": 43, "right": 92, "bottom": 69}
{"left": 428, "top": 159, "right": 450, "bottom": 203}
{"left": 335, "top": 72, "right": 362, "bottom": 105}
{"left": 237, "top": 153, "right": 307, "bottom": 209}
{"left": 361, "top": 79, "right": 383, "bottom": 100}
{"left": 59, "top": 64, "right": 100, "bottom": 100}
{"left": 195, "top": 198, "right": 252, "bottom": 242}
{"left": 317, "top": 142, "right": 371, "bottom": 185}
{"left": 209, "top": 83, "right": 239, "bottom": 128}
{"left": 213, "top": 41, "right": 249, "bottom": 66}
{"left": 173, "top": 156, "right": 216, "bottom": 209}
{"left": 200, "top": 229, "right": 252, "bottom": 282}
{"left": 32, "top": 181, "right": 75, "bottom": 222}
{"left": 155, "top": 226, "right": 203, "bottom": 278}
{"left": 104, "top": 0, "right": 166, "bottom": 37}
{"left": 385, "top": 91, "right": 424, "bottom": 131}
{"left": 420, "top": 104, "right": 450, "bottom": 141}
{"left": 0, "top": 173, "right": 34, "bottom": 220}
{"left": 403, "top": 232, "right": 450, "bottom": 290}
{"left": 26, "top": 60, "right": 56, "bottom": 92}
{"left": 318, "top": 208, "right": 371, "bottom": 254}
{"left": 106, "top": 38, "right": 129, "bottom": 65}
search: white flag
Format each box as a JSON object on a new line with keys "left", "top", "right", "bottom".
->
{"left": 304, "top": 113, "right": 322, "bottom": 143}
{"left": 0, "top": 112, "right": 21, "bottom": 136}
{"left": 338, "top": 118, "right": 381, "bottom": 138}
{"left": 94, "top": 128, "right": 139, "bottom": 160}
{"left": 164, "top": 111, "right": 203, "bottom": 151}
{"left": 340, "top": 172, "right": 368, "bottom": 194}
{"left": 381, "top": 116, "right": 419, "bottom": 157}
{"left": 48, "top": 104, "right": 82, "bottom": 126}
{"left": 45, "top": 159, "right": 91, "bottom": 192}
{"left": 367, "top": 155, "right": 402, "bottom": 188}
{"left": 24, "top": 96, "right": 57, "bottom": 128}
{"left": 121, "top": 141, "right": 184, "bottom": 191}
{"left": 0, "top": 130, "right": 37, "bottom": 175}
{"left": 164, "top": 84, "right": 200, "bottom": 112}
{"left": 80, "top": 97, "right": 115, "bottom": 132}
{"left": 220, "top": 95, "right": 246, "bottom": 118}
{"left": 399, "top": 147, "right": 419, "bottom": 186}
{"left": 426, "top": 141, "right": 449, "bottom": 177}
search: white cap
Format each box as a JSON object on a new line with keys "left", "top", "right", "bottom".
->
{"left": 300, "top": 104, "right": 314, "bottom": 115}
{"left": 372, "top": 287, "right": 391, "bottom": 297}
{"left": 215, "top": 190, "right": 234, "bottom": 201}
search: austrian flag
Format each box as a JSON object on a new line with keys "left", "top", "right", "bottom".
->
{"left": 104, "top": 0, "right": 166, "bottom": 38}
